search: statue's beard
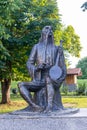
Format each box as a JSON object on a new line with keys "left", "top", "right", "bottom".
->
{"left": 39, "top": 32, "right": 54, "bottom": 45}
{"left": 44, "top": 34, "right": 53, "bottom": 45}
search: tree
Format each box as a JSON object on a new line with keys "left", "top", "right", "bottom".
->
{"left": 0, "top": 0, "right": 25, "bottom": 103}
{"left": 0, "top": 0, "right": 82, "bottom": 103}
{"left": 76, "top": 57, "right": 87, "bottom": 79}
{"left": 81, "top": 2, "right": 87, "bottom": 11}
{"left": 0, "top": 42, "right": 11, "bottom": 103}
{"left": 0, "top": 0, "right": 31, "bottom": 103}
{"left": 61, "top": 25, "right": 82, "bottom": 57}
{"left": 0, "top": 0, "right": 61, "bottom": 103}
{"left": 59, "top": 25, "right": 82, "bottom": 68}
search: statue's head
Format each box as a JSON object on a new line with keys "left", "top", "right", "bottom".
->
{"left": 42, "top": 26, "right": 53, "bottom": 37}
{"left": 39, "top": 25, "right": 54, "bottom": 44}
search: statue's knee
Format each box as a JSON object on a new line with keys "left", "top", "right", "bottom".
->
{"left": 18, "top": 82, "right": 24, "bottom": 89}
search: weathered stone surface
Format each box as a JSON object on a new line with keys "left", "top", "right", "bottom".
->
{"left": 0, "top": 108, "right": 87, "bottom": 130}
{"left": 9, "top": 107, "right": 79, "bottom": 117}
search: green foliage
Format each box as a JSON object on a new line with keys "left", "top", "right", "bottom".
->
{"left": 61, "top": 25, "right": 82, "bottom": 57}
{"left": 60, "top": 85, "right": 68, "bottom": 95}
{"left": 0, "top": 0, "right": 23, "bottom": 39}
{"left": 0, "top": 0, "right": 62, "bottom": 81}
{"left": 77, "top": 79, "right": 87, "bottom": 84}
{"left": 76, "top": 82, "right": 87, "bottom": 95}
{"left": 60, "top": 79, "right": 87, "bottom": 96}
{"left": 76, "top": 57, "right": 87, "bottom": 79}
{"left": 81, "top": 2, "right": 87, "bottom": 11}
{"left": 0, "top": 42, "right": 12, "bottom": 79}
{"left": 77, "top": 79, "right": 87, "bottom": 96}
{"left": 0, "top": 0, "right": 82, "bottom": 82}
{"left": 85, "top": 87, "right": 87, "bottom": 95}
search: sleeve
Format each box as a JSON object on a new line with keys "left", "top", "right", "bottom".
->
{"left": 26, "top": 44, "right": 37, "bottom": 79}
{"left": 58, "top": 46, "right": 67, "bottom": 81}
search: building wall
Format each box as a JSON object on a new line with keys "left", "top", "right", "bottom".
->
{"left": 65, "top": 75, "right": 77, "bottom": 85}
{"left": 74, "top": 75, "right": 77, "bottom": 84}
{"left": 64, "top": 74, "right": 77, "bottom": 92}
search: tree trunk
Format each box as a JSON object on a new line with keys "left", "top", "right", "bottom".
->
{"left": 1, "top": 78, "right": 11, "bottom": 104}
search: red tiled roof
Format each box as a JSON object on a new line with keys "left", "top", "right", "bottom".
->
{"left": 67, "top": 68, "right": 82, "bottom": 76}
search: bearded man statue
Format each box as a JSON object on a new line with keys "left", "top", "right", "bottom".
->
{"left": 18, "top": 26, "right": 67, "bottom": 112}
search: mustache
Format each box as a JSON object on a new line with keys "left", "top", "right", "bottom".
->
{"left": 44, "top": 36, "right": 53, "bottom": 44}
{"left": 45, "top": 33, "right": 52, "bottom": 39}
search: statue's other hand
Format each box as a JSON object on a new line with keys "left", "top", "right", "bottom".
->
{"left": 35, "top": 63, "right": 52, "bottom": 71}
{"left": 44, "top": 63, "right": 52, "bottom": 69}
{"left": 35, "top": 64, "right": 45, "bottom": 71}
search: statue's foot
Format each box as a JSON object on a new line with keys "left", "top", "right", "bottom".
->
{"left": 32, "top": 105, "right": 43, "bottom": 112}
{"left": 43, "top": 106, "right": 52, "bottom": 113}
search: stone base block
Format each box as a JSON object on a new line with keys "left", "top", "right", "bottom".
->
{"left": 0, "top": 108, "right": 87, "bottom": 130}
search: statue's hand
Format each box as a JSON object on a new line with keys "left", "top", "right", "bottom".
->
{"left": 35, "top": 63, "right": 45, "bottom": 71}
{"left": 44, "top": 63, "right": 52, "bottom": 69}
{"left": 35, "top": 63, "right": 52, "bottom": 71}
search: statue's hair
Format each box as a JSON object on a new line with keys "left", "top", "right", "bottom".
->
{"left": 39, "top": 26, "right": 54, "bottom": 44}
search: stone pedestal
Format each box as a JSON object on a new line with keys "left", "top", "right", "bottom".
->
{"left": 0, "top": 108, "right": 87, "bottom": 130}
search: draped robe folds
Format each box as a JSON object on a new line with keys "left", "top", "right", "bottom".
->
{"left": 27, "top": 41, "right": 67, "bottom": 110}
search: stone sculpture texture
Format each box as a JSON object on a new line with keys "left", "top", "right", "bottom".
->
{"left": 18, "top": 26, "right": 67, "bottom": 112}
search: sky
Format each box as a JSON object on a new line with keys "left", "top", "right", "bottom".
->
{"left": 57, "top": 0, "right": 87, "bottom": 68}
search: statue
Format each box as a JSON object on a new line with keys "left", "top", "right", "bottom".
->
{"left": 18, "top": 26, "right": 67, "bottom": 112}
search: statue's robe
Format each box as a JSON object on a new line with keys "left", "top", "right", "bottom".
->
{"left": 27, "top": 41, "right": 66, "bottom": 110}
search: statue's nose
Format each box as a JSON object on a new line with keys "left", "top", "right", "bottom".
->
{"left": 49, "top": 30, "right": 52, "bottom": 34}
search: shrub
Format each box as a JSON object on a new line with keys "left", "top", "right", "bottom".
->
{"left": 60, "top": 85, "right": 68, "bottom": 95}
{"left": 84, "top": 87, "right": 87, "bottom": 96}
{"left": 76, "top": 83, "right": 87, "bottom": 95}
{"left": 11, "top": 88, "right": 18, "bottom": 95}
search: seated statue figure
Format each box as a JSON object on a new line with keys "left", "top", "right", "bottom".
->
{"left": 18, "top": 26, "right": 67, "bottom": 112}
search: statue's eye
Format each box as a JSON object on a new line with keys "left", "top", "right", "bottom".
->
{"left": 45, "top": 27, "right": 49, "bottom": 29}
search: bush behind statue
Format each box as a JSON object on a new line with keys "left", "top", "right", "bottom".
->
{"left": 76, "top": 82, "right": 87, "bottom": 96}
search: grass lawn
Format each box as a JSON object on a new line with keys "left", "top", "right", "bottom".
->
{"left": 0, "top": 79, "right": 87, "bottom": 114}
{"left": 62, "top": 96, "right": 87, "bottom": 108}
{"left": 0, "top": 95, "right": 27, "bottom": 114}
{"left": 77, "top": 79, "right": 87, "bottom": 84}
{"left": 0, "top": 95, "right": 87, "bottom": 114}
